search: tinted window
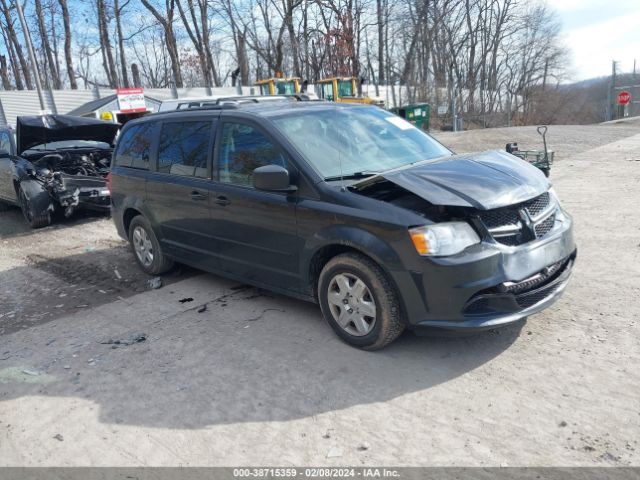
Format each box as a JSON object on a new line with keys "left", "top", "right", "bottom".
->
{"left": 218, "top": 122, "right": 286, "bottom": 187}
{"left": 114, "top": 123, "right": 156, "bottom": 169}
{"left": 158, "top": 121, "right": 211, "bottom": 178}
{"left": 0, "top": 132, "right": 12, "bottom": 154}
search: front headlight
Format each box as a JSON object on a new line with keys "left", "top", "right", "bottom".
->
{"left": 409, "top": 222, "right": 480, "bottom": 256}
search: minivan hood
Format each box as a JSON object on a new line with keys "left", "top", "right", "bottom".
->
{"left": 356, "top": 150, "right": 550, "bottom": 210}
{"left": 16, "top": 114, "right": 120, "bottom": 154}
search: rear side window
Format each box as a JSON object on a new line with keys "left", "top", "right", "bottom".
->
{"left": 158, "top": 121, "right": 211, "bottom": 178}
{"left": 114, "top": 122, "right": 156, "bottom": 169}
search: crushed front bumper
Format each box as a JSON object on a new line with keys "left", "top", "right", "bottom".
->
{"left": 391, "top": 208, "right": 576, "bottom": 331}
{"left": 414, "top": 251, "right": 575, "bottom": 331}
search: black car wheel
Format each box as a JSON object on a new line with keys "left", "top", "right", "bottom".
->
{"left": 318, "top": 252, "right": 405, "bottom": 350}
{"left": 19, "top": 188, "right": 51, "bottom": 229}
{"left": 128, "top": 215, "right": 174, "bottom": 275}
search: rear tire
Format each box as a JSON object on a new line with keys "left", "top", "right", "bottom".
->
{"left": 18, "top": 188, "right": 51, "bottom": 229}
{"left": 318, "top": 252, "right": 405, "bottom": 350}
{"left": 128, "top": 215, "right": 174, "bottom": 275}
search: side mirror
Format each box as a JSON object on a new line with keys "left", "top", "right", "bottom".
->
{"left": 253, "top": 164, "right": 296, "bottom": 192}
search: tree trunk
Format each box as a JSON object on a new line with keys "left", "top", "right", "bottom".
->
{"left": 0, "top": 22, "right": 22, "bottom": 89}
{"left": 114, "top": 0, "right": 129, "bottom": 88}
{"left": 131, "top": 63, "right": 141, "bottom": 87}
{"left": 57, "top": 0, "right": 77, "bottom": 89}
{"left": 0, "top": 54, "right": 11, "bottom": 89}
{"left": 34, "top": 0, "right": 61, "bottom": 88}
{"left": 0, "top": 0, "right": 33, "bottom": 89}
{"left": 376, "top": 0, "right": 384, "bottom": 83}
{"left": 97, "top": 0, "right": 118, "bottom": 88}
{"left": 141, "top": 0, "right": 183, "bottom": 88}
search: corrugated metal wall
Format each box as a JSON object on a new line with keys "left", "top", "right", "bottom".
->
{"left": 0, "top": 87, "right": 255, "bottom": 127}
{"left": 0, "top": 85, "right": 401, "bottom": 128}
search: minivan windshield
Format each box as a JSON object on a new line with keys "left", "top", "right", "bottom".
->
{"left": 271, "top": 106, "right": 452, "bottom": 179}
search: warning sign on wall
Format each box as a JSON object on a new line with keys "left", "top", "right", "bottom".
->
{"left": 117, "top": 88, "right": 146, "bottom": 113}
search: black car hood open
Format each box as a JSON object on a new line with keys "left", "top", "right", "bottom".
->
{"left": 355, "top": 150, "right": 550, "bottom": 210}
{"left": 16, "top": 114, "right": 120, "bottom": 154}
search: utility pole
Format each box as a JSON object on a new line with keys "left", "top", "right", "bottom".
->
{"left": 452, "top": 82, "right": 458, "bottom": 132}
{"left": 607, "top": 60, "right": 617, "bottom": 121}
{"left": 15, "top": 0, "right": 46, "bottom": 111}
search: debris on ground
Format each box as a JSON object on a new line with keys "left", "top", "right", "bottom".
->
{"left": 326, "top": 447, "right": 343, "bottom": 458}
{"left": 114, "top": 268, "right": 122, "bottom": 280}
{"left": 147, "top": 277, "right": 163, "bottom": 290}
{"left": 357, "top": 442, "right": 370, "bottom": 451}
{"left": 100, "top": 332, "right": 147, "bottom": 348}
{"left": 21, "top": 369, "right": 40, "bottom": 376}
{"left": 179, "top": 297, "right": 193, "bottom": 304}
{"left": 197, "top": 305, "right": 207, "bottom": 313}
{"left": 559, "top": 421, "right": 568, "bottom": 427}
{"left": 246, "top": 308, "right": 284, "bottom": 322}
{"left": 53, "top": 434, "right": 64, "bottom": 441}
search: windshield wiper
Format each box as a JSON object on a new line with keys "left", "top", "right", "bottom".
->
{"left": 324, "top": 171, "right": 380, "bottom": 182}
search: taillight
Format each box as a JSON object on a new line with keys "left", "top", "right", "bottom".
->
{"left": 106, "top": 172, "right": 112, "bottom": 195}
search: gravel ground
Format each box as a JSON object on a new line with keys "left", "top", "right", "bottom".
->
{"left": 0, "top": 121, "right": 639, "bottom": 466}
{"left": 432, "top": 117, "right": 640, "bottom": 158}
{"left": 0, "top": 210, "right": 194, "bottom": 335}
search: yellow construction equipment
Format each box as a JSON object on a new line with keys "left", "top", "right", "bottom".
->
{"left": 316, "top": 77, "right": 383, "bottom": 106}
{"left": 255, "top": 77, "right": 302, "bottom": 95}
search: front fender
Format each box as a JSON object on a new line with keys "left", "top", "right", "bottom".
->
{"left": 18, "top": 179, "right": 53, "bottom": 215}
{"left": 301, "top": 224, "right": 405, "bottom": 286}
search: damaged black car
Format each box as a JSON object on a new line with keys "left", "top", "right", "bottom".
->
{"left": 110, "top": 102, "right": 576, "bottom": 350}
{"left": 0, "top": 114, "right": 120, "bottom": 228}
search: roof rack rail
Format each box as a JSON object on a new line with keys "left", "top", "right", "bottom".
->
{"left": 151, "top": 103, "right": 240, "bottom": 116}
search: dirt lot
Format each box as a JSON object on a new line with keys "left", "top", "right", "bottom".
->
{"left": 0, "top": 120, "right": 639, "bottom": 466}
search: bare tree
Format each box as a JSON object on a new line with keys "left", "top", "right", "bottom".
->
{"left": 140, "top": 0, "right": 184, "bottom": 87}
{"left": 114, "top": 0, "right": 130, "bottom": 88}
{"left": 57, "top": 0, "right": 77, "bottom": 88}
{"left": 0, "top": 0, "right": 33, "bottom": 89}
{"left": 33, "top": 0, "right": 61, "bottom": 88}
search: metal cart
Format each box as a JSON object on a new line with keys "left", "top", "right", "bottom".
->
{"left": 506, "top": 126, "right": 554, "bottom": 177}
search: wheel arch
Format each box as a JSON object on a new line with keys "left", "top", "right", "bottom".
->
{"left": 122, "top": 207, "right": 143, "bottom": 237}
{"left": 303, "top": 226, "right": 405, "bottom": 302}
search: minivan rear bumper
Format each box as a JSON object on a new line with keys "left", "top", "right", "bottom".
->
{"left": 393, "top": 210, "right": 576, "bottom": 331}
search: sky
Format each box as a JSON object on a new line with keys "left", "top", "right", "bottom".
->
{"left": 547, "top": 0, "right": 640, "bottom": 81}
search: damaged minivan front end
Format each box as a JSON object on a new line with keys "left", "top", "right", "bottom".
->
{"left": 351, "top": 150, "right": 576, "bottom": 331}
{"left": 14, "top": 115, "right": 119, "bottom": 227}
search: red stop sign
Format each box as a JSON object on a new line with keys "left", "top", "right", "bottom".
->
{"left": 618, "top": 91, "right": 631, "bottom": 105}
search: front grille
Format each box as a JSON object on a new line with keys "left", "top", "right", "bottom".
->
{"left": 534, "top": 214, "right": 555, "bottom": 238}
{"left": 477, "top": 192, "right": 556, "bottom": 246}
{"left": 480, "top": 209, "right": 520, "bottom": 229}
{"left": 523, "top": 192, "right": 550, "bottom": 217}
{"left": 515, "top": 280, "right": 563, "bottom": 309}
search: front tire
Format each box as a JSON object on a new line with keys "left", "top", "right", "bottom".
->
{"left": 318, "top": 252, "right": 405, "bottom": 350}
{"left": 19, "top": 188, "right": 51, "bottom": 229}
{"left": 128, "top": 215, "right": 174, "bottom": 275}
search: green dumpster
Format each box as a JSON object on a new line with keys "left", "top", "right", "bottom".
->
{"left": 391, "top": 103, "right": 430, "bottom": 130}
